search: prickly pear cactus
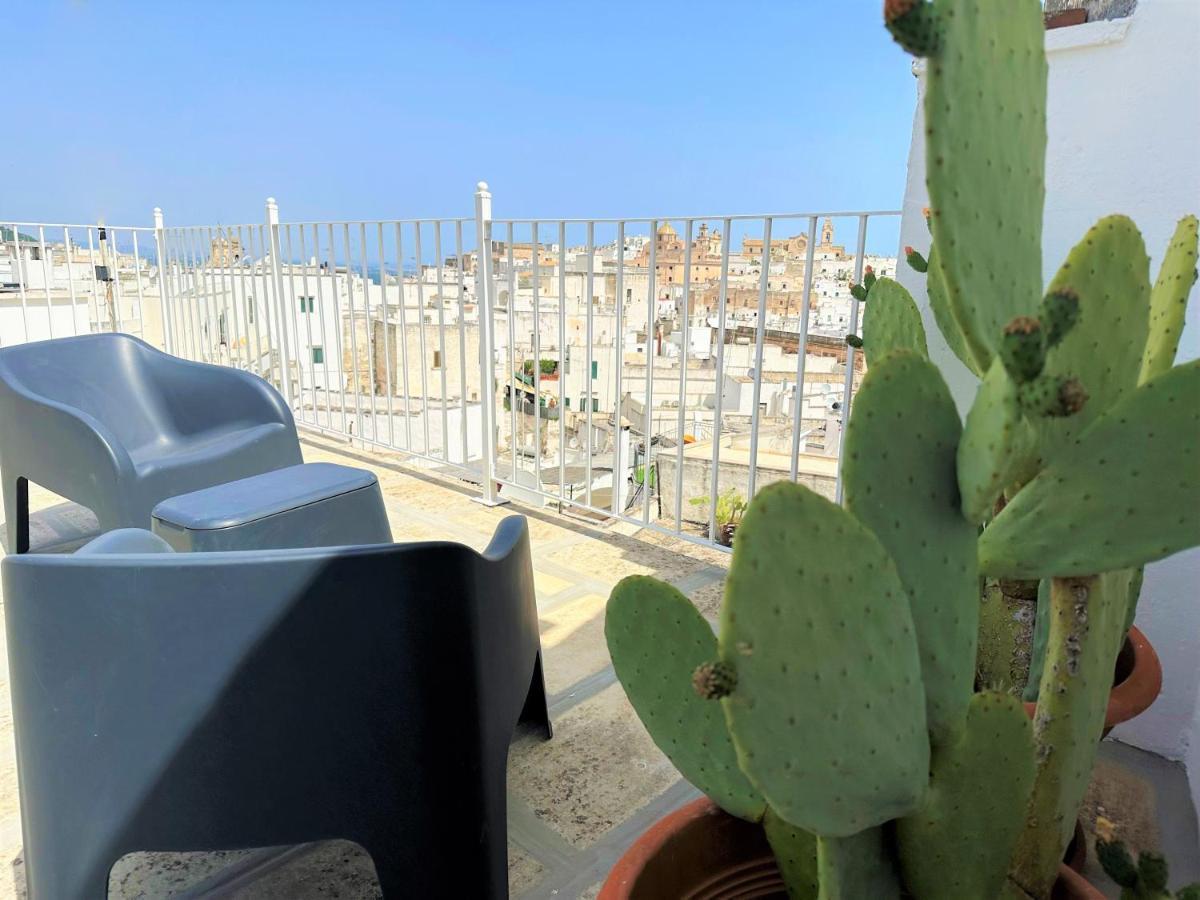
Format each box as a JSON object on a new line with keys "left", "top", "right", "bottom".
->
{"left": 1141, "top": 215, "right": 1199, "bottom": 383}
{"left": 606, "top": 576, "right": 766, "bottom": 821}
{"left": 817, "top": 829, "right": 902, "bottom": 900}
{"left": 719, "top": 482, "right": 928, "bottom": 836}
{"left": 924, "top": 241, "right": 984, "bottom": 377}
{"left": 842, "top": 350, "right": 976, "bottom": 742}
{"left": 763, "top": 808, "right": 819, "bottom": 900}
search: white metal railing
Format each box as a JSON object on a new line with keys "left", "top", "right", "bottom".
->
{"left": 1, "top": 189, "right": 900, "bottom": 551}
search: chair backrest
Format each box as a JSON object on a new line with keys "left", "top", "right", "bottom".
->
{"left": 1, "top": 518, "right": 538, "bottom": 895}
{"left": 0, "top": 333, "right": 171, "bottom": 449}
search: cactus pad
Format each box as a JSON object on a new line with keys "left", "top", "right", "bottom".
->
{"left": 860, "top": 278, "right": 928, "bottom": 367}
{"left": 958, "top": 359, "right": 1038, "bottom": 524}
{"left": 1141, "top": 215, "right": 1199, "bottom": 383}
{"left": 979, "top": 360, "right": 1200, "bottom": 579}
{"left": 897, "top": 691, "right": 1035, "bottom": 900}
{"left": 606, "top": 576, "right": 766, "bottom": 821}
{"left": 843, "top": 351, "right": 976, "bottom": 743}
{"left": 763, "top": 807, "right": 819, "bottom": 900}
{"left": 816, "top": 830, "right": 902, "bottom": 900}
{"left": 924, "top": 0, "right": 1047, "bottom": 368}
{"left": 719, "top": 482, "right": 928, "bottom": 836}
{"left": 926, "top": 242, "right": 985, "bottom": 376}
{"left": 1036, "top": 216, "right": 1150, "bottom": 461}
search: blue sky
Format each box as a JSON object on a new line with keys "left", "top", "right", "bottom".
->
{"left": 8, "top": 1, "right": 916, "bottom": 251}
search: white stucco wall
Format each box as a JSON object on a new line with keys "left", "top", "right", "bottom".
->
{"left": 893, "top": 0, "right": 1200, "bottom": 808}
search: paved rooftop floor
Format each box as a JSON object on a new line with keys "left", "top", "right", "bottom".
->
{"left": 0, "top": 434, "right": 1195, "bottom": 898}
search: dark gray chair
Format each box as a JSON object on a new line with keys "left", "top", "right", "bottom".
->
{"left": 2, "top": 516, "right": 551, "bottom": 899}
{"left": 0, "top": 333, "right": 302, "bottom": 553}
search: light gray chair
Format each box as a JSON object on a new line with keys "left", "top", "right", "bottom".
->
{"left": 0, "top": 333, "right": 302, "bottom": 553}
{"left": 2, "top": 516, "right": 551, "bottom": 899}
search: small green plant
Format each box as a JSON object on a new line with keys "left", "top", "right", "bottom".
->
{"left": 604, "top": 3, "right": 1199, "bottom": 898}
{"left": 691, "top": 488, "right": 748, "bottom": 546}
{"left": 1096, "top": 822, "right": 1200, "bottom": 900}
{"left": 521, "top": 358, "right": 558, "bottom": 377}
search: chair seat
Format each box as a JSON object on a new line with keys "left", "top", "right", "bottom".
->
{"left": 132, "top": 422, "right": 293, "bottom": 477}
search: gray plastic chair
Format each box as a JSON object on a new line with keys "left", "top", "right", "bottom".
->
{"left": 0, "top": 333, "right": 302, "bottom": 553}
{"left": 2, "top": 516, "right": 551, "bottom": 899}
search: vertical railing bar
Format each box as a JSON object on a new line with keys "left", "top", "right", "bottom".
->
{"left": 110, "top": 228, "right": 126, "bottom": 334}
{"left": 207, "top": 226, "right": 228, "bottom": 363}
{"left": 312, "top": 225, "right": 334, "bottom": 428}
{"left": 359, "top": 222, "right": 377, "bottom": 445}
{"left": 746, "top": 217, "right": 773, "bottom": 500}
{"left": 197, "top": 228, "right": 214, "bottom": 360}
{"left": 434, "top": 221, "right": 450, "bottom": 462}
{"left": 376, "top": 223, "right": 396, "bottom": 448}
{"left": 643, "top": 221, "right": 657, "bottom": 525}
{"left": 183, "top": 228, "right": 202, "bottom": 358}
{"left": 130, "top": 231, "right": 147, "bottom": 339}
{"left": 506, "top": 224, "right": 517, "bottom": 482}
{"left": 256, "top": 226, "right": 278, "bottom": 380}
{"left": 62, "top": 227, "right": 80, "bottom": 335}
{"left": 192, "top": 228, "right": 208, "bottom": 357}
{"left": 393, "top": 223, "right": 413, "bottom": 449}
{"left": 531, "top": 221, "right": 542, "bottom": 495}
{"left": 153, "top": 213, "right": 176, "bottom": 354}
{"left": 296, "top": 226, "right": 316, "bottom": 424}
{"left": 836, "top": 214, "right": 870, "bottom": 504}
{"left": 341, "top": 223, "right": 365, "bottom": 442}
{"left": 557, "top": 222, "right": 567, "bottom": 504}
{"left": 455, "top": 221, "right": 469, "bottom": 464}
{"left": 326, "top": 225, "right": 348, "bottom": 433}
{"left": 413, "top": 223, "right": 431, "bottom": 456}
{"left": 674, "top": 218, "right": 693, "bottom": 532}
{"left": 584, "top": 220, "right": 594, "bottom": 507}
{"left": 235, "top": 226, "right": 256, "bottom": 373}
{"left": 285, "top": 225, "right": 306, "bottom": 419}
{"left": 611, "top": 221, "right": 625, "bottom": 516}
{"left": 790, "top": 215, "right": 820, "bottom": 479}
{"left": 85, "top": 228, "right": 101, "bottom": 337}
{"left": 9, "top": 225, "right": 30, "bottom": 341}
{"left": 708, "top": 218, "right": 733, "bottom": 545}
{"left": 37, "top": 226, "right": 55, "bottom": 338}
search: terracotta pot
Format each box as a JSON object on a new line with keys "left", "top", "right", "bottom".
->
{"left": 1044, "top": 8, "right": 1088, "bottom": 30}
{"left": 1024, "top": 625, "right": 1163, "bottom": 737}
{"left": 599, "top": 798, "right": 1096, "bottom": 900}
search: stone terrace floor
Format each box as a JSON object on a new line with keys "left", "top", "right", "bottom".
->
{"left": 0, "top": 434, "right": 1196, "bottom": 898}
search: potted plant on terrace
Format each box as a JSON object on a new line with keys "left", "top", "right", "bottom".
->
{"left": 691, "top": 488, "right": 748, "bottom": 547}
{"left": 600, "top": 2, "right": 1199, "bottom": 898}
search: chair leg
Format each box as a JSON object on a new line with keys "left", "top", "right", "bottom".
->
{"left": 518, "top": 651, "right": 553, "bottom": 740}
{"left": 3, "top": 476, "right": 29, "bottom": 554}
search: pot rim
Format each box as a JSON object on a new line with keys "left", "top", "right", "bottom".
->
{"left": 600, "top": 797, "right": 1100, "bottom": 900}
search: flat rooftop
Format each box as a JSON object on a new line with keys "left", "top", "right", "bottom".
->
{"left": 0, "top": 436, "right": 1194, "bottom": 898}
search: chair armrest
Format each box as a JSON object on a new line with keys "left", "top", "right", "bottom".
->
{"left": 76, "top": 529, "right": 176, "bottom": 555}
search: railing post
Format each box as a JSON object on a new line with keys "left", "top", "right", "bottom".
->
{"left": 153, "top": 207, "right": 174, "bottom": 354}
{"left": 265, "top": 198, "right": 293, "bottom": 404}
{"left": 473, "top": 181, "right": 508, "bottom": 506}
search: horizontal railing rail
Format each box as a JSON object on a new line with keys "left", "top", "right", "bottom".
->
{"left": 1, "top": 188, "right": 900, "bottom": 551}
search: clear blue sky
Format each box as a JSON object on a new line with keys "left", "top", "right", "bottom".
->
{"left": 8, "top": 1, "right": 917, "bottom": 249}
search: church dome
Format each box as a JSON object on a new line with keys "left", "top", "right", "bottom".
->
{"left": 657, "top": 222, "right": 677, "bottom": 237}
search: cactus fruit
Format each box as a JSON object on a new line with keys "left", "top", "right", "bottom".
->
{"left": 859, "top": 279, "right": 929, "bottom": 367}
{"left": 957, "top": 360, "right": 1038, "bottom": 524}
{"left": 1017, "top": 374, "right": 1088, "bottom": 419}
{"left": 864, "top": 266, "right": 877, "bottom": 291}
{"left": 842, "top": 351, "right": 975, "bottom": 742}
{"left": 606, "top": 576, "right": 766, "bottom": 821}
{"left": 720, "top": 482, "right": 928, "bottom": 836}
{"left": 979, "top": 361, "right": 1200, "bottom": 579}
{"left": 924, "top": 0, "right": 1046, "bottom": 372}
{"left": 1141, "top": 215, "right": 1199, "bottom": 383}
{"left": 692, "top": 660, "right": 737, "bottom": 699}
{"left": 1000, "top": 316, "right": 1047, "bottom": 384}
{"left": 1039, "top": 288, "right": 1080, "bottom": 349}
{"left": 884, "top": 0, "right": 940, "bottom": 57}
{"left": 845, "top": 334, "right": 864, "bottom": 349}
{"left": 850, "top": 282, "right": 869, "bottom": 302}
{"left": 896, "top": 692, "right": 1035, "bottom": 900}
{"left": 904, "top": 245, "right": 928, "bottom": 274}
